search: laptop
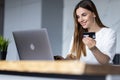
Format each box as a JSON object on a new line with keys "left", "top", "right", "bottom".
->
{"left": 13, "top": 28, "right": 54, "bottom": 60}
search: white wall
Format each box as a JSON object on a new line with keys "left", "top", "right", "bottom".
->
{"left": 4, "top": 0, "right": 42, "bottom": 60}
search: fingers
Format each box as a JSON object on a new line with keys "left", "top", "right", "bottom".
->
{"left": 82, "top": 37, "right": 92, "bottom": 44}
{"left": 82, "top": 37, "right": 96, "bottom": 49}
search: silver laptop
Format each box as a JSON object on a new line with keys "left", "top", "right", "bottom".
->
{"left": 13, "top": 28, "right": 54, "bottom": 60}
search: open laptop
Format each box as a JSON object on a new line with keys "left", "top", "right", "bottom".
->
{"left": 13, "top": 28, "right": 54, "bottom": 60}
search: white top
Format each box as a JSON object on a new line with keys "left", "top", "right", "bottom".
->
{"left": 68, "top": 28, "right": 117, "bottom": 64}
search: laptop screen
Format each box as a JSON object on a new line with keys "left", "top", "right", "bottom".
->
{"left": 13, "top": 28, "right": 54, "bottom": 60}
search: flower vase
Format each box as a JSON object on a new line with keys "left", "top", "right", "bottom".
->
{"left": 1, "top": 51, "right": 7, "bottom": 60}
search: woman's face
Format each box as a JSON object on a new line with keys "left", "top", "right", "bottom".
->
{"left": 76, "top": 7, "right": 95, "bottom": 29}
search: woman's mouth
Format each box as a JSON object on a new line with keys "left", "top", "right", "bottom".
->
{"left": 81, "top": 22, "right": 87, "bottom": 26}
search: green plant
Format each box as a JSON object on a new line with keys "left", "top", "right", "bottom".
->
{"left": 0, "top": 36, "right": 9, "bottom": 52}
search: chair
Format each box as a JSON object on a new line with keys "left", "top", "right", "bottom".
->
{"left": 112, "top": 53, "right": 120, "bottom": 65}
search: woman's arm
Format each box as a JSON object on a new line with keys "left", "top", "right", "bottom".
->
{"left": 82, "top": 37, "right": 110, "bottom": 64}
{"left": 90, "top": 46, "right": 110, "bottom": 64}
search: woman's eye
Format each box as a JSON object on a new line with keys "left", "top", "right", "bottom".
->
{"left": 82, "top": 13, "right": 87, "bottom": 16}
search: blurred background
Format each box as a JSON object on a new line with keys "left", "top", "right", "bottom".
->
{"left": 0, "top": 0, "right": 120, "bottom": 80}
{"left": 1, "top": 0, "right": 120, "bottom": 60}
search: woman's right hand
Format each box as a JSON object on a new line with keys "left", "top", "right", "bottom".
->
{"left": 82, "top": 36, "right": 96, "bottom": 49}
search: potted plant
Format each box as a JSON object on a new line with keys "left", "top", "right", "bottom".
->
{"left": 0, "top": 36, "right": 9, "bottom": 60}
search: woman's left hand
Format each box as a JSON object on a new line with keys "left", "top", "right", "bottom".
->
{"left": 82, "top": 37, "right": 96, "bottom": 49}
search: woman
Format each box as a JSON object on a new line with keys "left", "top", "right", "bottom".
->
{"left": 66, "top": 0, "right": 116, "bottom": 64}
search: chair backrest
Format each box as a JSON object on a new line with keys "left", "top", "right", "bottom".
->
{"left": 112, "top": 53, "right": 120, "bottom": 65}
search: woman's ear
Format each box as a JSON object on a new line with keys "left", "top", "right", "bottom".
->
{"left": 93, "top": 12, "right": 96, "bottom": 17}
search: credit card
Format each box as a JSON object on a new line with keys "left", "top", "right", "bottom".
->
{"left": 83, "top": 32, "right": 95, "bottom": 39}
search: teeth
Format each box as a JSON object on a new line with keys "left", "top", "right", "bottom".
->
{"left": 82, "top": 23, "right": 86, "bottom": 26}
{"left": 82, "top": 22, "right": 86, "bottom": 26}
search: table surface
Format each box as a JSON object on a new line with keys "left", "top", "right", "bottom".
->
{"left": 0, "top": 60, "right": 120, "bottom": 76}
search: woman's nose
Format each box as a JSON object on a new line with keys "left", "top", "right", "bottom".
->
{"left": 79, "top": 17, "right": 84, "bottom": 22}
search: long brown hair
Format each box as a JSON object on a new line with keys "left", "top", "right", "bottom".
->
{"left": 70, "top": 0, "right": 105, "bottom": 59}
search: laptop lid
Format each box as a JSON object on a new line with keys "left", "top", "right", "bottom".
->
{"left": 13, "top": 28, "right": 54, "bottom": 60}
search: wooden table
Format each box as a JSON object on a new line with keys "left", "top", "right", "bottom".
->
{"left": 0, "top": 61, "right": 120, "bottom": 80}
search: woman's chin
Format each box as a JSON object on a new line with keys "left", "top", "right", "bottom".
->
{"left": 82, "top": 26, "right": 88, "bottom": 29}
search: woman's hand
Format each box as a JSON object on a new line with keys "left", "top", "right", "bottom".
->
{"left": 82, "top": 37, "right": 110, "bottom": 64}
{"left": 82, "top": 37, "right": 96, "bottom": 49}
{"left": 65, "top": 54, "right": 77, "bottom": 60}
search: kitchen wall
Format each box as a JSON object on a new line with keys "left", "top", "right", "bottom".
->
{"left": 4, "top": 0, "right": 42, "bottom": 60}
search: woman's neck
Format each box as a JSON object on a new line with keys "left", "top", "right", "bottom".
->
{"left": 88, "top": 23, "right": 102, "bottom": 32}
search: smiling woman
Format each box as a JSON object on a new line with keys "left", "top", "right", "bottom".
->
{"left": 76, "top": 7, "right": 96, "bottom": 29}
{"left": 65, "top": 0, "right": 117, "bottom": 64}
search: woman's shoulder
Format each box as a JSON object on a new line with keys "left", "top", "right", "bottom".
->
{"left": 101, "top": 27, "right": 116, "bottom": 39}
{"left": 101, "top": 27, "right": 116, "bottom": 34}
{"left": 97, "top": 27, "right": 116, "bottom": 38}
